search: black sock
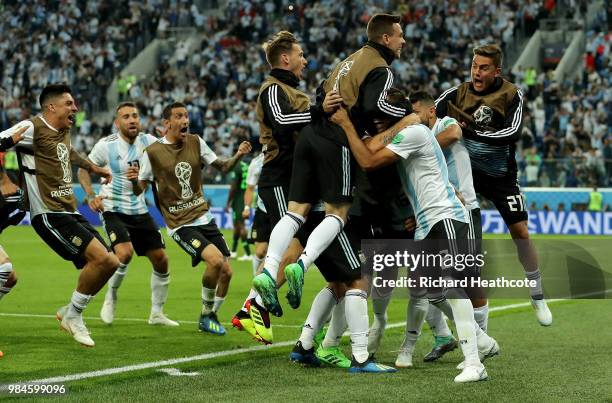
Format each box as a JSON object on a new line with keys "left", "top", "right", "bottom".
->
{"left": 232, "top": 233, "right": 239, "bottom": 252}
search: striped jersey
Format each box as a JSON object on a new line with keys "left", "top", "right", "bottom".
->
{"left": 434, "top": 79, "right": 524, "bottom": 178}
{"left": 0, "top": 118, "right": 77, "bottom": 217}
{"left": 386, "top": 124, "right": 467, "bottom": 240}
{"left": 431, "top": 117, "right": 479, "bottom": 210}
{"left": 88, "top": 132, "right": 157, "bottom": 215}
{"left": 246, "top": 153, "right": 266, "bottom": 212}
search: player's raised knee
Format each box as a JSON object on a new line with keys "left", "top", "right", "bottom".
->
{"left": 98, "top": 251, "right": 120, "bottom": 272}
{"left": 220, "top": 262, "right": 233, "bottom": 280}
{"left": 205, "top": 254, "right": 225, "bottom": 272}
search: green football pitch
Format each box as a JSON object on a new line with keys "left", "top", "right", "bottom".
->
{"left": 0, "top": 227, "right": 611, "bottom": 401}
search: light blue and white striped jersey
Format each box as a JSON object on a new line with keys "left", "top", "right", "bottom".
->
{"left": 386, "top": 124, "right": 467, "bottom": 240}
{"left": 88, "top": 132, "right": 158, "bottom": 215}
{"left": 431, "top": 117, "right": 479, "bottom": 210}
{"left": 246, "top": 153, "right": 266, "bottom": 213}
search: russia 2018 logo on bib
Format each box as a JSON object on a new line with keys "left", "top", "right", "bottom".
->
{"left": 473, "top": 105, "right": 493, "bottom": 126}
{"left": 175, "top": 162, "right": 193, "bottom": 199}
{"left": 56, "top": 143, "right": 71, "bottom": 183}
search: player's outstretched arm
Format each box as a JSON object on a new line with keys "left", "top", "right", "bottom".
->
{"left": 211, "top": 141, "right": 252, "bottom": 173}
{"left": 366, "top": 113, "right": 420, "bottom": 153}
{"left": 0, "top": 121, "right": 34, "bottom": 151}
{"left": 0, "top": 125, "right": 28, "bottom": 151}
{"left": 331, "top": 108, "right": 399, "bottom": 171}
{"left": 243, "top": 184, "right": 256, "bottom": 219}
{"left": 70, "top": 147, "right": 112, "bottom": 183}
{"left": 77, "top": 166, "right": 105, "bottom": 212}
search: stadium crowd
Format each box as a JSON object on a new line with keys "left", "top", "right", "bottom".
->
{"left": 0, "top": 0, "right": 609, "bottom": 187}
{"left": 0, "top": 0, "right": 199, "bottom": 130}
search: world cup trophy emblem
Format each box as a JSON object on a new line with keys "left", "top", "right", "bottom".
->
{"left": 175, "top": 162, "right": 193, "bottom": 199}
{"left": 56, "top": 143, "right": 71, "bottom": 183}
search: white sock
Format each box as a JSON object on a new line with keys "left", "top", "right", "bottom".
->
{"left": 448, "top": 298, "right": 479, "bottom": 366}
{"left": 107, "top": 263, "right": 128, "bottom": 300}
{"left": 201, "top": 286, "right": 215, "bottom": 315}
{"left": 263, "top": 212, "right": 304, "bottom": 279}
{"left": 371, "top": 292, "right": 392, "bottom": 329}
{"left": 526, "top": 269, "right": 544, "bottom": 299}
{"left": 345, "top": 289, "right": 369, "bottom": 364}
{"left": 213, "top": 296, "right": 225, "bottom": 313}
{"left": 425, "top": 303, "right": 452, "bottom": 337}
{"left": 431, "top": 297, "right": 454, "bottom": 321}
{"left": 401, "top": 297, "right": 429, "bottom": 354}
{"left": 68, "top": 290, "right": 93, "bottom": 316}
{"left": 298, "top": 215, "right": 344, "bottom": 270}
{"left": 255, "top": 294, "right": 264, "bottom": 307}
{"left": 299, "top": 287, "right": 337, "bottom": 350}
{"left": 475, "top": 321, "right": 494, "bottom": 351}
{"left": 242, "top": 289, "right": 259, "bottom": 312}
{"left": 252, "top": 255, "right": 263, "bottom": 276}
{"left": 150, "top": 271, "right": 169, "bottom": 315}
{"left": 322, "top": 298, "right": 346, "bottom": 349}
{"left": 473, "top": 303, "right": 489, "bottom": 332}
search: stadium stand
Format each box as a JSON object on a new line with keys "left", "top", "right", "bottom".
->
{"left": 0, "top": 0, "right": 609, "bottom": 189}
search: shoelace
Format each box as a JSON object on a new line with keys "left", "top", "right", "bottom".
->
{"left": 71, "top": 317, "right": 91, "bottom": 335}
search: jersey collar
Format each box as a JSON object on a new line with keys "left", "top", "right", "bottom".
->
{"left": 365, "top": 41, "right": 395, "bottom": 65}
{"left": 270, "top": 68, "right": 300, "bottom": 88}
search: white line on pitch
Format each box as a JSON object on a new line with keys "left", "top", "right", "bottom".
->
{"left": 0, "top": 297, "right": 587, "bottom": 388}
{"left": 0, "top": 341, "right": 296, "bottom": 389}
{"left": 0, "top": 312, "right": 302, "bottom": 328}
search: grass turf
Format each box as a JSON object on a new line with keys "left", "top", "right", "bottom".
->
{"left": 0, "top": 227, "right": 610, "bottom": 401}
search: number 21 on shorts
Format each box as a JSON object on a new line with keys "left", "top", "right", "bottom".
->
{"left": 507, "top": 194, "right": 525, "bottom": 212}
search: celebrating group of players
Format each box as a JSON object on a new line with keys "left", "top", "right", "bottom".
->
{"left": 0, "top": 13, "right": 552, "bottom": 384}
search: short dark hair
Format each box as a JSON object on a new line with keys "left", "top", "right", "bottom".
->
{"left": 384, "top": 87, "right": 412, "bottom": 117}
{"left": 39, "top": 84, "right": 72, "bottom": 108}
{"left": 263, "top": 31, "right": 299, "bottom": 67}
{"left": 366, "top": 13, "right": 401, "bottom": 42}
{"left": 116, "top": 102, "right": 138, "bottom": 114}
{"left": 473, "top": 44, "right": 503, "bottom": 68}
{"left": 386, "top": 87, "right": 407, "bottom": 104}
{"left": 162, "top": 102, "right": 187, "bottom": 120}
{"left": 409, "top": 91, "right": 435, "bottom": 106}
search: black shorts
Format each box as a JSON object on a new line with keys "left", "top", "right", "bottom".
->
{"left": 249, "top": 207, "right": 271, "bottom": 244}
{"left": 101, "top": 211, "right": 164, "bottom": 256}
{"left": 172, "top": 221, "right": 230, "bottom": 267}
{"left": 299, "top": 211, "right": 362, "bottom": 284}
{"left": 258, "top": 185, "right": 289, "bottom": 227}
{"left": 466, "top": 207, "right": 482, "bottom": 255}
{"left": 31, "top": 213, "right": 110, "bottom": 269}
{"left": 420, "top": 218, "right": 476, "bottom": 282}
{"left": 289, "top": 125, "right": 354, "bottom": 205}
{"left": 258, "top": 185, "right": 308, "bottom": 242}
{"left": 473, "top": 173, "right": 527, "bottom": 226}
